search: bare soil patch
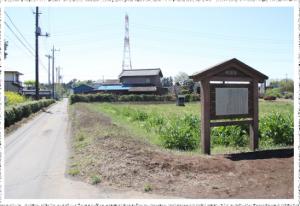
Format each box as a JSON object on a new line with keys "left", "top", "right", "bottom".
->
{"left": 69, "top": 103, "right": 293, "bottom": 199}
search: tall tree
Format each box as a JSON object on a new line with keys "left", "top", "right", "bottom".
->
{"left": 161, "top": 76, "right": 173, "bottom": 87}
{"left": 24, "top": 80, "right": 35, "bottom": 88}
{"left": 174, "top": 72, "right": 189, "bottom": 85}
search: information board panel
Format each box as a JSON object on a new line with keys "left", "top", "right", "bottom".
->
{"left": 215, "top": 88, "right": 248, "bottom": 116}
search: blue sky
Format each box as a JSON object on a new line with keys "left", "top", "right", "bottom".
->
{"left": 4, "top": 6, "right": 294, "bottom": 83}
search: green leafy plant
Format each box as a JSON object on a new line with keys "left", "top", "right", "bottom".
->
{"left": 144, "top": 183, "right": 152, "bottom": 192}
{"left": 211, "top": 125, "right": 248, "bottom": 148}
{"left": 68, "top": 168, "right": 80, "bottom": 176}
{"left": 91, "top": 175, "right": 101, "bottom": 185}
{"left": 259, "top": 112, "right": 293, "bottom": 146}
{"left": 160, "top": 114, "right": 199, "bottom": 151}
{"left": 5, "top": 91, "right": 27, "bottom": 106}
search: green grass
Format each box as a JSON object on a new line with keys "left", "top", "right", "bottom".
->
{"left": 90, "top": 100, "right": 293, "bottom": 119}
{"left": 258, "top": 100, "right": 293, "bottom": 117}
{"left": 85, "top": 103, "right": 163, "bottom": 147}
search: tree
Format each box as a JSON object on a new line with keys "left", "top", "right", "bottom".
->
{"left": 66, "top": 79, "right": 78, "bottom": 89}
{"left": 174, "top": 72, "right": 189, "bottom": 85}
{"left": 182, "top": 79, "right": 195, "bottom": 93}
{"left": 279, "top": 79, "right": 293, "bottom": 93}
{"left": 24, "top": 80, "right": 35, "bottom": 88}
{"left": 161, "top": 76, "right": 173, "bottom": 87}
{"left": 269, "top": 79, "right": 293, "bottom": 93}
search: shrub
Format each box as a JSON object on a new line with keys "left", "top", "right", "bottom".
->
{"left": 211, "top": 125, "right": 248, "bottom": 148}
{"left": 164, "top": 95, "right": 174, "bottom": 101}
{"left": 265, "top": 88, "right": 282, "bottom": 98}
{"left": 5, "top": 92, "right": 27, "bottom": 106}
{"left": 160, "top": 114, "right": 199, "bottom": 151}
{"left": 91, "top": 175, "right": 101, "bottom": 185}
{"left": 191, "top": 94, "right": 200, "bottom": 101}
{"left": 185, "top": 94, "right": 191, "bottom": 102}
{"left": 142, "top": 113, "right": 165, "bottom": 133}
{"left": 118, "top": 95, "right": 130, "bottom": 102}
{"left": 144, "top": 183, "right": 152, "bottom": 192}
{"left": 68, "top": 168, "right": 80, "bottom": 176}
{"left": 181, "top": 89, "right": 190, "bottom": 95}
{"left": 70, "top": 94, "right": 89, "bottom": 104}
{"left": 5, "top": 99, "right": 55, "bottom": 127}
{"left": 69, "top": 94, "right": 198, "bottom": 104}
{"left": 131, "top": 110, "right": 148, "bottom": 121}
{"left": 284, "top": 92, "right": 293, "bottom": 99}
{"left": 259, "top": 112, "right": 293, "bottom": 146}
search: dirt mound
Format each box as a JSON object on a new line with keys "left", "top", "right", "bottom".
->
{"left": 69, "top": 103, "right": 294, "bottom": 198}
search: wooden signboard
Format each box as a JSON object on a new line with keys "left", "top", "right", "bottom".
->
{"left": 210, "top": 84, "right": 253, "bottom": 119}
{"left": 189, "top": 58, "right": 268, "bottom": 155}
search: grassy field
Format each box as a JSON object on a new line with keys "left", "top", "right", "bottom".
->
{"left": 83, "top": 99, "right": 293, "bottom": 154}
{"left": 90, "top": 100, "right": 293, "bottom": 119}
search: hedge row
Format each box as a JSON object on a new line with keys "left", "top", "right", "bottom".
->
{"left": 5, "top": 99, "right": 55, "bottom": 127}
{"left": 69, "top": 93, "right": 200, "bottom": 104}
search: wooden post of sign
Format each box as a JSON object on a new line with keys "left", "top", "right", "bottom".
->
{"left": 250, "top": 80, "right": 259, "bottom": 151}
{"left": 200, "top": 80, "right": 211, "bottom": 155}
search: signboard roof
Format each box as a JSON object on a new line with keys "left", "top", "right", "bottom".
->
{"left": 189, "top": 58, "right": 268, "bottom": 83}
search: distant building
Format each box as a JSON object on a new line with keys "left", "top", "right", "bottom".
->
{"left": 119, "top": 68, "right": 162, "bottom": 86}
{"left": 73, "top": 69, "right": 165, "bottom": 95}
{"left": 5, "top": 71, "right": 23, "bottom": 93}
{"left": 96, "top": 84, "right": 130, "bottom": 94}
{"left": 118, "top": 68, "right": 163, "bottom": 94}
{"left": 22, "top": 89, "right": 52, "bottom": 99}
{"left": 102, "top": 79, "right": 120, "bottom": 85}
{"left": 72, "top": 84, "right": 95, "bottom": 94}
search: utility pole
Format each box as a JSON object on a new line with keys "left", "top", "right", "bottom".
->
{"left": 35, "top": 7, "right": 39, "bottom": 100}
{"left": 56, "top": 67, "right": 58, "bottom": 84}
{"left": 34, "top": 7, "right": 49, "bottom": 100}
{"left": 51, "top": 45, "right": 59, "bottom": 99}
{"left": 45, "top": 54, "right": 52, "bottom": 86}
{"left": 4, "top": 40, "right": 8, "bottom": 59}
{"left": 56, "top": 67, "right": 60, "bottom": 84}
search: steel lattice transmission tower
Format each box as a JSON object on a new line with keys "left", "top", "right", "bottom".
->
{"left": 122, "top": 14, "right": 132, "bottom": 70}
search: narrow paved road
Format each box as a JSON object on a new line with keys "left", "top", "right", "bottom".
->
{"left": 5, "top": 98, "right": 168, "bottom": 199}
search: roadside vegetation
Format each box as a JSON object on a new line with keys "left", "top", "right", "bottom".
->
{"left": 4, "top": 92, "right": 55, "bottom": 127}
{"left": 5, "top": 91, "right": 28, "bottom": 106}
{"left": 70, "top": 93, "right": 200, "bottom": 104}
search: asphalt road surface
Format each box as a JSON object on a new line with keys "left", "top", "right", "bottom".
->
{"left": 5, "top": 98, "right": 167, "bottom": 199}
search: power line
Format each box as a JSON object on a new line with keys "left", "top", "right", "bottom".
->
{"left": 5, "top": 22, "right": 48, "bottom": 74}
{"left": 4, "top": 22, "right": 35, "bottom": 56}
{"left": 5, "top": 12, "right": 35, "bottom": 51}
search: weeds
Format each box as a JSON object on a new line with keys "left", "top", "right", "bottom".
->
{"left": 91, "top": 175, "right": 101, "bottom": 185}
{"left": 68, "top": 168, "right": 80, "bottom": 176}
{"left": 144, "top": 183, "right": 152, "bottom": 192}
{"left": 96, "top": 103, "right": 294, "bottom": 151}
